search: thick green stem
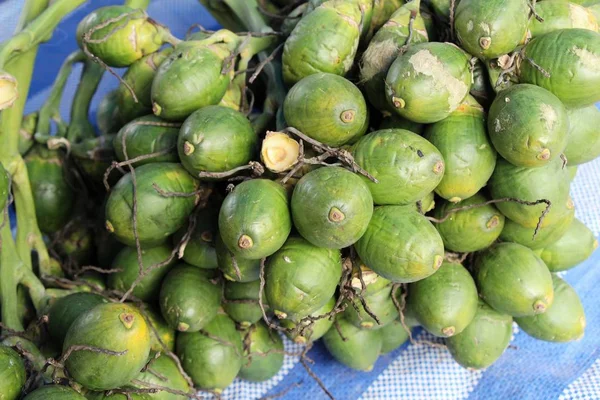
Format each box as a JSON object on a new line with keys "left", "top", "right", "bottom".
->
{"left": 124, "top": 0, "right": 151, "bottom": 9}
{"left": 0, "top": 220, "right": 25, "bottom": 331}
{"left": 66, "top": 59, "right": 104, "bottom": 142}
{"left": 37, "top": 50, "right": 86, "bottom": 136}
{"left": 0, "top": 0, "right": 87, "bottom": 67}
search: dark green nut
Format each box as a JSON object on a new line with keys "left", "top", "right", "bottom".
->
{"left": 151, "top": 41, "right": 233, "bottom": 121}
{"left": 108, "top": 244, "right": 176, "bottom": 302}
{"left": 239, "top": 322, "right": 284, "bottom": 382}
{"left": 322, "top": 318, "right": 382, "bottom": 371}
{"left": 219, "top": 179, "right": 292, "bottom": 260}
{"left": 281, "top": 296, "right": 336, "bottom": 344}
{"left": 176, "top": 314, "right": 243, "bottom": 391}
{"left": 47, "top": 292, "right": 108, "bottom": 346}
{"left": 159, "top": 264, "right": 221, "bottom": 332}
{"left": 216, "top": 234, "right": 262, "bottom": 282}
{"left": 117, "top": 49, "right": 172, "bottom": 122}
{"left": 223, "top": 280, "right": 264, "bottom": 327}
{"left": 0, "top": 345, "right": 27, "bottom": 400}
{"left": 178, "top": 106, "right": 257, "bottom": 177}
{"left": 266, "top": 236, "right": 342, "bottom": 322}
{"left": 105, "top": 163, "right": 199, "bottom": 247}
{"left": 114, "top": 115, "right": 179, "bottom": 166}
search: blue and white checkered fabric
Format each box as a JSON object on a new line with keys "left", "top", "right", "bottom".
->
{"left": 2, "top": 1, "right": 599, "bottom": 399}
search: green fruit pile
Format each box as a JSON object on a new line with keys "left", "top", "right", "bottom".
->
{"left": 1, "top": 0, "right": 599, "bottom": 398}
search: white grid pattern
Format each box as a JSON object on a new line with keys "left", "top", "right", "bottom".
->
{"left": 559, "top": 359, "right": 600, "bottom": 400}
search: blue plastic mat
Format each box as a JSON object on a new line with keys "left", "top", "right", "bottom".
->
{"left": 2, "top": 1, "right": 600, "bottom": 399}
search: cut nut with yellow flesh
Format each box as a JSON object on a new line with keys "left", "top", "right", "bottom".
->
{"left": 0, "top": 72, "right": 18, "bottom": 110}
{"left": 261, "top": 131, "right": 301, "bottom": 173}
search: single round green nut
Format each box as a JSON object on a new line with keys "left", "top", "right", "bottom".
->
{"left": 536, "top": 218, "right": 597, "bottom": 272}
{"left": 223, "top": 280, "right": 264, "bottom": 327}
{"left": 176, "top": 314, "right": 243, "bottom": 391}
{"left": 291, "top": 167, "right": 373, "bottom": 249}
{"left": 360, "top": 2, "right": 429, "bottom": 112}
{"left": 488, "top": 84, "right": 568, "bottom": 167}
{"left": 352, "top": 129, "right": 445, "bottom": 205}
{"left": 219, "top": 179, "right": 292, "bottom": 260}
{"left": 266, "top": 236, "right": 342, "bottom": 322}
{"left": 529, "top": 1, "right": 598, "bottom": 38}
{"left": 322, "top": 318, "right": 383, "bottom": 371}
{"left": 385, "top": 42, "right": 472, "bottom": 123}
{"left": 500, "top": 202, "right": 575, "bottom": 250}
{"left": 488, "top": 157, "right": 571, "bottom": 228}
{"left": 380, "top": 319, "right": 410, "bottom": 354}
{"left": 355, "top": 206, "right": 445, "bottom": 283}
{"left": 136, "top": 304, "right": 176, "bottom": 353}
{"left": 281, "top": 296, "right": 336, "bottom": 343}
{"left": 216, "top": 234, "right": 262, "bottom": 282}
{"left": 23, "top": 385, "right": 87, "bottom": 400}
{"left": 282, "top": 2, "right": 363, "bottom": 85}
{"left": 446, "top": 300, "right": 513, "bottom": 369}
{"left": 178, "top": 105, "right": 258, "bottom": 177}
{"left": 47, "top": 292, "right": 108, "bottom": 346}
{"left": 407, "top": 262, "right": 479, "bottom": 337}
{"left": 174, "top": 206, "right": 219, "bottom": 269}
{"left": 434, "top": 193, "right": 506, "bottom": 253}
{"left": 239, "top": 322, "right": 284, "bottom": 382}
{"left": 159, "top": 264, "right": 221, "bottom": 332}
{"left": 518, "top": 29, "right": 600, "bottom": 108}
{"left": 25, "top": 145, "right": 74, "bottom": 234}
{"left": 151, "top": 41, "right": 232, "bottom": 121}
{"left": 105, "top": 162, "right": 199, "bottom": 247}
{"left": 564, "top": 104, "right": 600, "bottom": 165}
{"left": 515, "top": 275, "right": 586, "bottom": 342}
{"left": 283, "top": 73, "right": 369, "bottom": 147}
{"left": 454, "top": 0, "right": 530, "bottom": 60}
{"left": 423, "top": 96, "right": 497, "bottom": 202}
{"left": 131, "top": 353, "right": 191, "bottom": 397}
{"left": 63, "top": 303, "right": 151, "bottom": 390}
{"left": 475, "top": 243, "right": 554, "bottom": 317}
{"left": 0, "top": 345, "right": 27, "bottom": 400}
{"left": 76, "top": 6, "right": 165, "bottom": 67}
{"left": 108, "top": 244, "right": 176, "bottom": 302}
{"left": 114, "top": 115, "right": 179, "bottom": 166}
{"left": 117, "top": 48, "right": 173, "bottom": 122}
{"left": 343, "top": 284, "right": 399, "bottom": 330}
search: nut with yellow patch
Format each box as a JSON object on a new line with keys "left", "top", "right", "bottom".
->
{"left": 261, "top": 131, "right": 301, "bottom": 173}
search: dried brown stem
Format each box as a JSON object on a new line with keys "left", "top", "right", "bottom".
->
{"left": 283, "top": 127, "right": 378, "bottom": 183}
{"left": 259, "top": 382, "right": 302, "bottom": 400}
{"left": 103, "top": 147, "right": 176, "bottom": 191}
{"left": 249, "top": 43, "right": 284, "bottom": 84}
{"left": 524, "top": 56, "right": 551, "bottom": 78}
{"left": 197, "top": 161, "right": 265, "bottom": 180}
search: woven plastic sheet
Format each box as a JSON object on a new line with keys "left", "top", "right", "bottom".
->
{"left": 1, "top": 1, "right": 599, "bottom": 399}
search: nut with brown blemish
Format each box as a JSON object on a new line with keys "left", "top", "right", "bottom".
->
{"left": 340, "top": 110, "right": 356, "bottom": 123}
{"left": 183, "top": 141, "right": 195, "bottom": 156}
{"left": 328, "top": 207, "right": 346, "bottom": 222}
